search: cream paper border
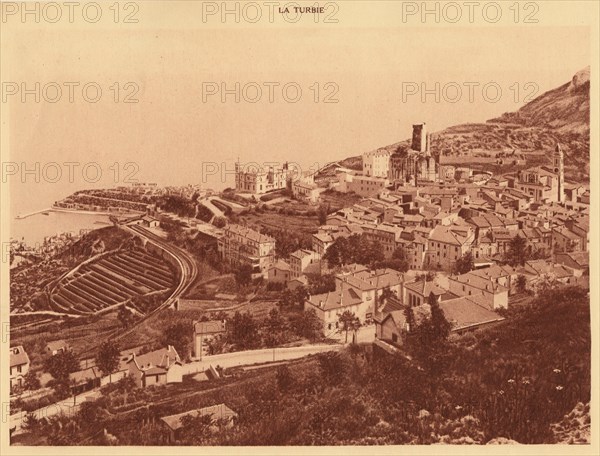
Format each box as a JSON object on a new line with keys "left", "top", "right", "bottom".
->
{"left": 1, "top": 1, "right": 599, "bottom": 455}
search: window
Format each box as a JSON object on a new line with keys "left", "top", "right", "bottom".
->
{"left": 17, "top": 365, "right": 22, "bottom": 373}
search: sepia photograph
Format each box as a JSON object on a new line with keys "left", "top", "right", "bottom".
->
{"left": 1, "top": 1, "right": 598, "bottom": 454}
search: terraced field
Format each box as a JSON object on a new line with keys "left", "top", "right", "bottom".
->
{"left": 50, "top": 249, "right": 176, "bottom": 315}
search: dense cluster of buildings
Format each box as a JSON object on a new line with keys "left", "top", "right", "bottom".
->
{"left": 334, "top": 123, "right": 578, "bottom": 206}
{"left": 245, "top": 123, "right": 589, "bottom": 341}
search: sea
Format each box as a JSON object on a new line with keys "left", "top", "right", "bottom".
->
{"left": 10, "top": 210, "right": 112, "bottom": 247}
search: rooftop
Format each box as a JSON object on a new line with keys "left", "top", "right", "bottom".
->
{"left": 404, "top": 280, "right": 446, "bottom": 297}
{"left": 128, "top": 346, "right": 181, "bottom": 371}
{"left": 10, "top": 345, "right": 30, "bottom": 368}
{"left": 225, "top": 224, "right": 275, "bottom": 244}
{"left": 307, "top": 284, "right": 363, "bottom": 311}
{"left": 46, "top": 340, "right": 69, "bottom": 351}
{"left": 450, "top": 271, "right": 508, "bottom": 293}
{"left": 194, "top": 320, "right": 226, "bottom": 335}
{"left": 440, "top": 297, "right": 505, "bottom": 332}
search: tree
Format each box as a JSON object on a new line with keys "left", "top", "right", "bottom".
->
{"left": 212, "top": 216, "right": 227, "bottom": 228}
{"left": 43, "top": 350, "right": 80, "bottom": 398}
{"left": 428, "top": 292, "right": 451, "bottom": 341}
{"left": 379, "top": 287, "right": 396, "bottom": 306}
{"left": 206, "top": 334, "right": 226, "bottom": 355}
{"left": 279, "top": 289, "right": 294, "bottom": 309}
{"left": 323, "top": 240, "right": 342, "bottom": 268}
{"left": 317, "top": 204, "right": 329, "bottom": 225}
{"left": 228, "top": 312, "right": 258, "bottom": 350}
{"left": 293, "top": 286, "right": 310, "bottom": 308}
{"left": 416, "top": 271, "right": 436, "bottom": 282}
{"left": 163, "top": 322, "right": 192, "bottom": 360}
{"left": 324, "top": 234, "right": 385, "bottom": 268}
{"left": 118, "top": 305, "right": 134, "bottom": 329}
{"left": 95, "top": 341, "right": 120, "bottom": 382}
{"left": 317, "top": 352, "right": 347, "bottom": 386}
{"left": 234, "top": 264, "right": 254, "bottom": 288}
{"left": 403, "top": 305, "right": 415, "bottom": 333}
{"left": 78, "top": 401, "right": 103, "bottom": 427}
{"left": 263, "top": 308, "right": 288, "bottom": 347}
{"left": 289, "top": 309, "right": 322, "bottom": 341}
{"left": 354, "top": 236, "right": 384, "bottom": 266}
{"left": 516, "top": 274, "right": 528, "bottom": 294}
{"left": 406, "top": 294, "right": 451, "bottom": 372}
{"left": 44, "top": 350, "right": 79, "bottom": 383}
{"left": 178, "top": 413, "right": 215, "bottom": 445}
{"left": 307, "top": 273, "right": 336, "bottom": 294}
{"left": 390, "top": 247, "right": 410, "bottom": 272}
{"left": 452, "top": 252, "right": 474, "bottom": 274}
{"left": 279, "top": 285, "right": 310, "bottom": 308}
{"left": 23, "top": 370, "right": 41, "bottom": 391}
{"left": 534, "top": 273, "right": 559, "bottom": 294}
{"left": 22, "top": 411, "right": 40, "bottom": 431}
{"left": 505, "top": 234, "right": 528, "bottom": 266}
{"left": 338, "top": 311, "right": 361, "bottom": 344}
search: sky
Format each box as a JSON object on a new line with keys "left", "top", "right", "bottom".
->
{"left": 1, "top": 1, "right": 593, "bottom": 215}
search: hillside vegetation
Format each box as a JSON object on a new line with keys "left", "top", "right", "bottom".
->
{"left": 17, "top": 286, "right": 590, "bottom": 445}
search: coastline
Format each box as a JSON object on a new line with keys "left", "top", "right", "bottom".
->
{"left": 50, "top": 206, "right": 144, "bottom": 218}
{"left": 10, "top": 207, "right": 139, "bottom": 246}
{"left": 49, "top": 207, "right": 114, "bottom": 217}
{"left": 15, "top": 206, "right": 142, "bottom": 220}
{"left": 14, "top": 208, "right": 52, "bottom": 220}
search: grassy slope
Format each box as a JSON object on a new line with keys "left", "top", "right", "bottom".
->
{"left": 19, "top": 286, "right": 590, "bottom": 445}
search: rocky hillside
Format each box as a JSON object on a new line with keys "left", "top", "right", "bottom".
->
{"left": 491, "top": 67, "right": 589, "bottom": 135}
{"left": 322, "top": 67, "right": 590, "bottom": 182}
{"left": 550, "top": 402, "right": 591, "bottom": 444}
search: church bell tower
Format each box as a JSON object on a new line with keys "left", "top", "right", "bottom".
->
{"left": 553, "top": 143, "right": 564, "bottom": 203}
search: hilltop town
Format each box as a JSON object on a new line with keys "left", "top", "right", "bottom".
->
{"left": 9, "top": 72, "right": 591, "bottom": 446}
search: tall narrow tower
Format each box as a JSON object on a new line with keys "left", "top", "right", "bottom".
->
{"left": 411, "top": 123, "right": 427, "bottom": 152}
{"left": 553, "top": 143, "right": 565, "bottom": 203}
